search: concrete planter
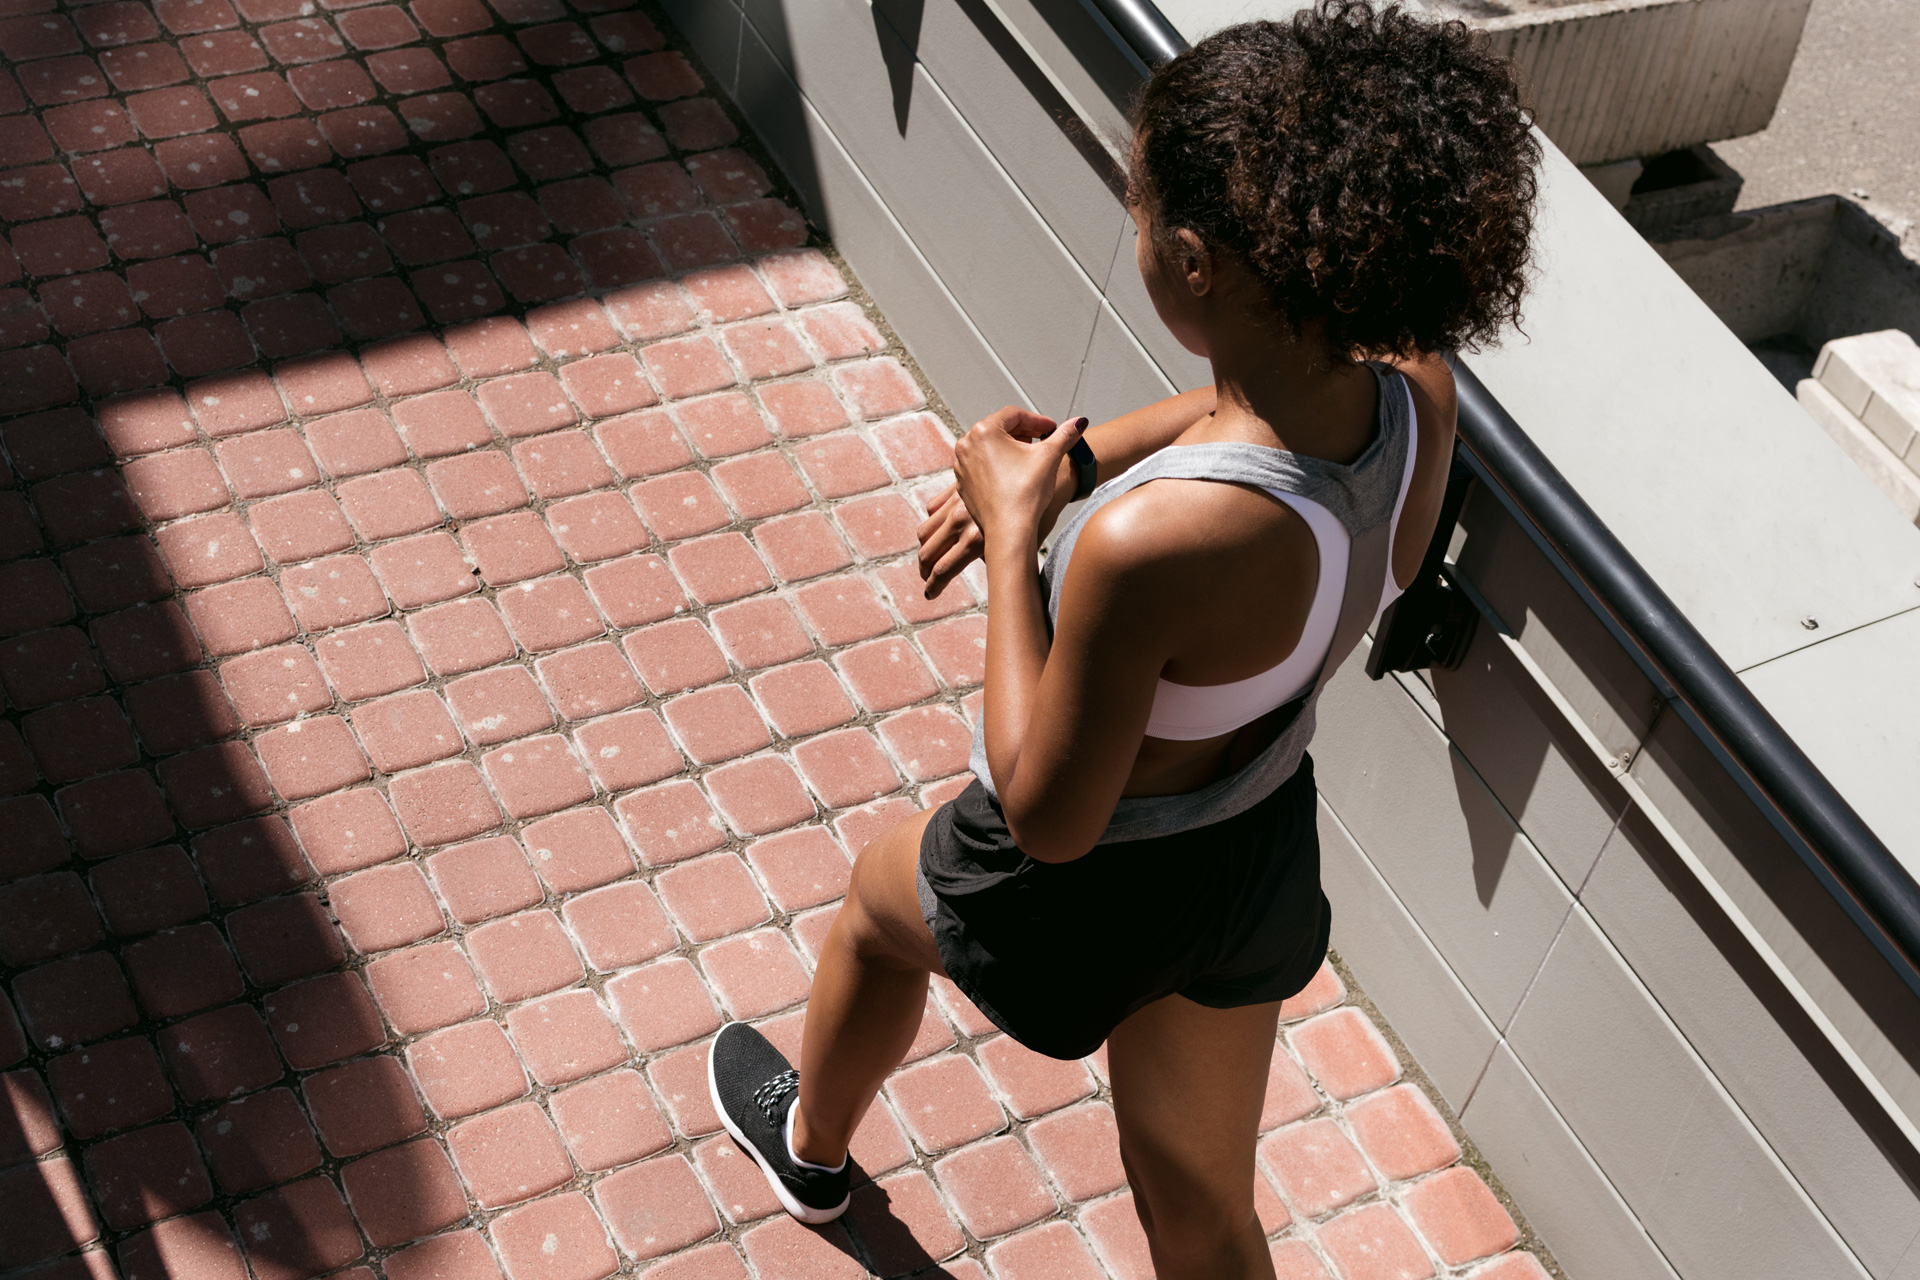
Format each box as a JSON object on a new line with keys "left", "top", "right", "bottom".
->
{"left": 1434, "top": 0, "right": 1815, "bottom": 165}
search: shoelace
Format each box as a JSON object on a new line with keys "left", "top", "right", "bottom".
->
{"left": 752, "top": 1069, "right": 801, "bottom": 1124}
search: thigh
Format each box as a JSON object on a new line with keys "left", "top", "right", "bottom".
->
{"left": 840, "top": 805, "right": 948, "bottom": 977}
{"left": 1106, "top": 993, "right": 1279, "bottom": 1225}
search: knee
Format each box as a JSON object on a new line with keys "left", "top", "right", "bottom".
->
{"left": 831, "top": 848, "right": 916, "bottom": 970}
{"left": 832, "top": 811, "right": 936, "bottom": 967}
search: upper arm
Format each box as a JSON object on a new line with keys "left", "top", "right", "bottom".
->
{"left": 997, "top": 498, "right": 1183, "bottom": 862}
{"left": 1386, "top": 354, "right": 1459, "bottom": 589}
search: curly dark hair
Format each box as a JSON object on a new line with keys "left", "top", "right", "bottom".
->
{"left": 1129, "top": 0, "right": 1539, "bottom": 357}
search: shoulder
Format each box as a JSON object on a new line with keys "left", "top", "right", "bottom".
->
{"left": 1067, "top": 476, "right": 1311, "bottom": 599}
{"left": 1385, "top": 354, "right": 1458, "bottom": 431}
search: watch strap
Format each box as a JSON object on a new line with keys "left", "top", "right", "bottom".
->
{"left": 1067, "top": 434, "right": 1098, "bottom": 501}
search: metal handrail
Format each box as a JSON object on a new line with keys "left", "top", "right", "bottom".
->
{"left": 1088, "top": 0, "right": 1920, "bottom": 985}
{"left": 1452, "top": 367, "right": 1920, "bottom": 984}
{"left": 1083, "top": 0, "right": 1188, "bottom": 68}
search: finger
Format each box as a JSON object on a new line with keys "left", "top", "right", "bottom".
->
{"left": 929, "top": 535, "right": 981, "bottom": 588}
{"left": 916, "top": 503, "right": 946, "bottom": 545}
{"left": 978, "top": 406, "right": 1057, "bottom": 441}
{"left": 917, "top": 503, "right": 970, "bottom": 576}
{"left": 1046, "top": 414, "right": 1089, "bottom": 455}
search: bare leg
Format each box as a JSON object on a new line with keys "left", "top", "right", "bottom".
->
{"left": 1107, "top": 993, "right": 1282, "bottom": 1280}
{"left": 790, "top": 807, "right": 946, "bottom": 1166}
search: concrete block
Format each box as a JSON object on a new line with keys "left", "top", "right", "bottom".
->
{"left": 1795, "top": 200, "right": 1920, "bottom": 356}
{"left": 1316, "top": 794, "right": 1501, "bottom": 1111}
{"left": 1796, "top": 379, "right": 1920, "bottom": 525}
{"left": 1649, "top": 196, "right": 1836, "bottom": 344}
{"left": 1461, "top": 1044, "right": 1680, "bottom": 1280}
{"left": 1621, "top": 146, "right": 1743, "bottom": 239}
{"left": 1508, "top": 908, "right": 1870, "bottom": 1280}
{"left": 1813, "top": 329, "right": 1920, "bottom": 458}
{"left": 1453, "top": 0, "right": 1814, "bottom": 167}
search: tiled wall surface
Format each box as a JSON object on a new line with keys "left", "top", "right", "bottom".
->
{"left": 0, "top": 0, "right": 1550, "bottom": 1277}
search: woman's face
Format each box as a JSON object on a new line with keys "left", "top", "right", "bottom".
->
{"left": 1130, "top": 195, "right": 1213, "bottom": 360}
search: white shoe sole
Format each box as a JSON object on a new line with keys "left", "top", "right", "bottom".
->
{"left": 706, "top": 1041, "right": 850, "bottom": 1226}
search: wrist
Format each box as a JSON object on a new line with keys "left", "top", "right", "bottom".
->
{"left": 984, "top": 526, "right": 1041, "bottom": 568}
{"left": 1044, "top": 456, "right": 1075, "bottom": 525}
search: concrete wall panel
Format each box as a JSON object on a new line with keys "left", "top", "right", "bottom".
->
{"left": 877, "top": 0, "right": 1131, "bottom": 279}
{"left": 1317, "top": 795, "right": 1502, "bottom": 1110}
{"left": 1314, "top": 649, "right": 1574, "bottom": 1031}
{"left": 733, "top": 22, "right": 1026, "bottom": 424}
{"left": 1098, "top": 217, "right": 1215, "bottom": 392}
{"left": 1509, "top": 909, "right": 1868, "bottom": 1280}
{"left": 749, "top": 0, "right": 1104, "bottom": 414}
{"left": 1628, "top": 710, "right": 1920, "bottom": 1142}
{"left": 1585, "top": 810, "right": 1920, "bottom": 1277}
{"left": 1428, "top": 617, "right": 1631, "bottom": 888}
{"left": 992, "top": 0, "right": 1146, "bottom": 142}
{"left": 1068, "top": 299, "right": 1177, "bottom": 425}
{"left": 1462, "top": 1043, "right": 1682, "bottom": 1280}
{"left": 659, "top": 0, "right": 743, "bottom": 92}
{"left": 1454, "top": 485, "right": 1664, "bottom": 765}
{"left": 740, "top": 0, "right": 796, "bottom": 80}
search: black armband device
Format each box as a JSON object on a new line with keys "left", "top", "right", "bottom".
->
{"left": 1067, "top": 435, "right": 1098, "bottom": 501}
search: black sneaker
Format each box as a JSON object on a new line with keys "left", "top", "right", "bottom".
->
{"left": 707, "top": 1022, "right": 850, "bottom": 1224}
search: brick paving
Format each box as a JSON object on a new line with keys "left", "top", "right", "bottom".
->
{"left": 0, "top": 1, "right": 1550, "bottom": 1277}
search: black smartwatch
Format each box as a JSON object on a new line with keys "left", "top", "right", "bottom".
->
{"left": 1067, "top": 434, "right": 1098, "bottom": 501}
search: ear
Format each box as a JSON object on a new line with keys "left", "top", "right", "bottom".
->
{"left": 1174, "top": 227, "right": 1211, "bottom": 296}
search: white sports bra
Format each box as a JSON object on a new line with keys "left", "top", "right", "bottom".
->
{"left": 1142, "top": 378, "right": 1420, "bottom": 741}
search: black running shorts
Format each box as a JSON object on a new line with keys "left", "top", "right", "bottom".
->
{"left": 916, "top": 755, "right": 1329, "bottom": 1061}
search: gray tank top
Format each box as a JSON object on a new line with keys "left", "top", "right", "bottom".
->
{"left": 964, "top": 362, "right": 1414, "bottom": 844}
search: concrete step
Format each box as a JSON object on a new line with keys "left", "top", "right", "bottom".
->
{"left": 1798, "top": 329, "right": 1920, "bottom": 525}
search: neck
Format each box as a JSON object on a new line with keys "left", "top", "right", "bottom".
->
{"left": 1196, "top": 319, "right": 1376, "bottom": 462}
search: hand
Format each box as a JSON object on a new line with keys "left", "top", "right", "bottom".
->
{"left": 952, "top": 407, "right": 1086, "bottom": 548}
{"left": 916, "top": 483, "right": 982, "bottom": 600}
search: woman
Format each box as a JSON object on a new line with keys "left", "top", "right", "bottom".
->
{"left": 709, "top": 3, "right": 1538, "bottom": 1272}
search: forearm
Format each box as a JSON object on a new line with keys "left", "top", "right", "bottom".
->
{"left": 1040, "top": 386, "right": 1215, "bottom": 532}
{"left": 979, "top": 533, "right": 1052, "bottom": 798}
